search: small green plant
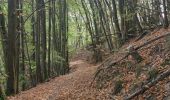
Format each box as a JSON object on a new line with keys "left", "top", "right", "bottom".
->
{"left": 129, "top": 83, "right": 139, "bottom": 94}
{"left": 161, "top": 59, "right": 170, "bottom": 67}
{"left": 135, "top": 64, "right": 143, "bottom": 78}
{"left": 165, "top": 36, "right": 170, "bottom": 51}
{"left": 0, "top": 73, "right": 6, "bottom": 100}
{"left": 148, "top": 68, "right": 158, "bottom": 81}
{"left": 113, "top": 80, "right": 124, "bottom": 94}
{"left": 0, "top": 84, "right": 6, "bottom": 100}
{"left": 126, "top": 61, "right": 133, "bottom": 70}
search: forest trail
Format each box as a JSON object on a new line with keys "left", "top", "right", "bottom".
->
{"left": 8, "top": 28, "right": 170, "bottom": 100}
{"left": 8, "top": 52, "right": 109, "bottom": 100}
{"left": 2, "top": 0, "right": 170, "bottom": 99}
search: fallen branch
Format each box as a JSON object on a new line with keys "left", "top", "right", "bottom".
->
{"left": 135, "top": 30, "right": 150, "bottom": 42}
{"left": 135, "top": 32, "right": 170, "bottom": 50}
{"left": 94, "top": 32, "right": 170, "bottom": 79}
{"left": 135, "top": 27, "right": 161, "bottom": 42}
{"left": 124, "top": 69, "right": 170, "bottom": 100}
{"left": 109, "top": 32, "right": 170, "bottom": 68}
{"left": 92, "top": 55, "right": 114, "bottom": 83}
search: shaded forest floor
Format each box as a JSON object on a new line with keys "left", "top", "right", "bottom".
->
{"left": 8, "top": 28, "right": 170, "bottom": 100}
{"left": 8, "top": 50, "right": 110, "bottom": 100}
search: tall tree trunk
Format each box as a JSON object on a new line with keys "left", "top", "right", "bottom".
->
{"left": 31, "top": 0, "right": 36, "bottom": 87}
{"left": 19, "top": 0, "right": 26, "bottom": 91}
{"left": 163, "top": 0, "right": 169, "bottom": 28}
{"left": 6, "top": 0, "right": 17, "bottom": 95}
{"left": 133, "top": 0, "right": 143, "bottom": 32}
{"left": 36, "top": 0, "right": 43, "bottom": 83}
{"left": 111, "top": 0, "right": 121, "bottom": 40}
{"left": 40, "top": 0, "right": 47, "bottom": 81}
{"left": 118, "top": 0, "right": 126, "bottom": 41}
{"left": 0, "top": 7, "right": 8, "bottom": 97}
{"left": 48, "top": 0, "right": 52, "bottom": 78}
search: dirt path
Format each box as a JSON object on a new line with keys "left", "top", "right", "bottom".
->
{"left": 8, "top": 59, "right": 109, "bottom": 100}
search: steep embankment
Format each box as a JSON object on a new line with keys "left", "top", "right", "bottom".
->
{"left": 95, "top": 28, "right": 170, "bottom": 100}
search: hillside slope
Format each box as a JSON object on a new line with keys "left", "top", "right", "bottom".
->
{"left": 95, "top": 28, "right": 170, "bottom": 100}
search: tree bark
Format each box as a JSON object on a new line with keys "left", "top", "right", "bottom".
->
{"left": 6, "top": 0, "right": 18, "bottom": 95}
{"left": 163, "top": 0, "right": 169, "bottom": 28}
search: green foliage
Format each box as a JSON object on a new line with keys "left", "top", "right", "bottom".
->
{"left": 135, "top": 64, "right": 143, "bottom": 78}
{"left": 24, "top": 60, "right": 36, "bottom": 73}
{"left": 125, "top": 61, "right": 134, "bottom": 71}
{"left": 113, "top": 80, "right": 124, "bottom": 94}
{"left": 125, "top": 12, "right": 135, "bottom": 22}
{"left": 165, "top": 36, "right": 170, "bottom": 51}
{"left": 129, "top": 81, "right": 139, "bottom": 94}
{"left": 0, "top": 49, "right": 6, "bottom": 85}
{"left": 0, "top": 85, "right": 6, "bottom": 100}
{"left": 0, "top": 2, "right": 7, "bottom": 14}
{"left": 148, "top": 68, "right": 158, "bottom": 81}
{"left": 52, "top": 51, "right": 66, "bottom": 63}
{"left": 0, "top": 74, "right": 7, "bottom": 84}
{"left": 161, "top": 59, "right": 170, "bottom": 67}
{"left": 0, "top": 69, "right": 6, "bottom": 100}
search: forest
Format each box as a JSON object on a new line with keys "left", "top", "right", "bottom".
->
{"left": 0, "top": 0, "right": 170, "bottom": 100}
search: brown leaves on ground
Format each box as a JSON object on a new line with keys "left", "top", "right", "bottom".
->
{"left": 95, "top": 27, "right": 170, "bottom": 100}
{"left": 8, "top": 59, "right": 111, "bottom": 100}
{"left": 8, "top": 28, "right": 170, "bottom": 100}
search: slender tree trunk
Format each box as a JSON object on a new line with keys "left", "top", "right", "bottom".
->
{"left": 40, "top": 0, "right": 47, "bottom": 81}
{"left": 118, "top": 0, "right": 126, "bottom": 41}
{"left": 31, "top": 0, "right": 36, "bottom": 87}
{"left": 163, "top": 0, "right": 169, "bottom": 28}
{"left": 111, "top": 0, "right": 121, "bottom": 40}
{"left": 48, "top": 0, "right": 52, "bottom": 78}
{"left": 36, "top": 0, "right": 43, "bottom": 83}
